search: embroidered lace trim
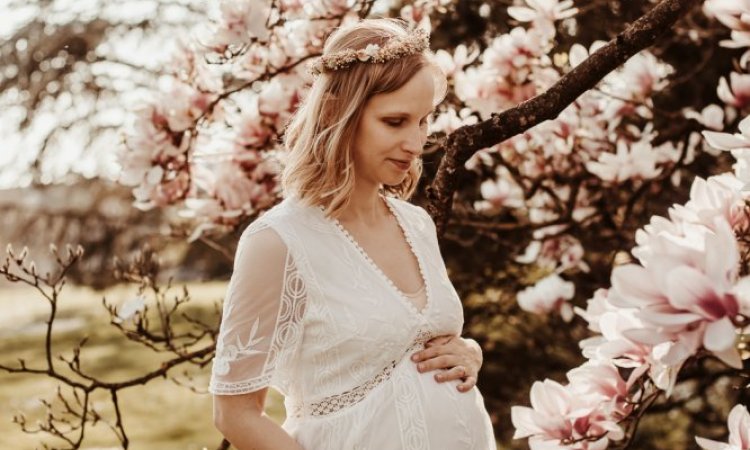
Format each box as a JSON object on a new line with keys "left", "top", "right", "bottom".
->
{"left": 289, "top": 330, "right": 433, "bottom": 418}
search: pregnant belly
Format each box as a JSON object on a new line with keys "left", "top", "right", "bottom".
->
{"left": 285, "top": 357, "right": 495, "bottom": 449}
{"left": 410, "top": 364, "right": 495, "bottom": 447}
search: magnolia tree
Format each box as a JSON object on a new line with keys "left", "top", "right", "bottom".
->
{"left": 508, "top": 0, "right": 750, "bottom": 447}
{"left": 115, "top": 0, "right": 750, "bottom": 446}
{"left": 4, "top": 0, "right": 750, "bottom": 447}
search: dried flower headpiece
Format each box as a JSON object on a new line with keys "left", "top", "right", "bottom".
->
{"left": 310, "top": 27, "right": 430, "bottom": 76}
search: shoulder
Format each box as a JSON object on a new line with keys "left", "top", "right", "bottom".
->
{"left": 236, "top": 222, "right": 287, "bottom": 267}
{"left": 239, "top": 196, "right": 324, "bottom": 251}
{"left": 238, "top": 198, "right": 299, "bottom": 252}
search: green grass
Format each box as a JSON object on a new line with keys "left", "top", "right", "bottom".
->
{"left": 0, "top": 282, "right": 286, "bottom": 450}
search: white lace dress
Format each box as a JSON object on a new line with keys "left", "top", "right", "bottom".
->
{"left": 209, "top": 195, "right": 495, "bottom": 450}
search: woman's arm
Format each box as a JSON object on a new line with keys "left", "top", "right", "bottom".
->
{"left": 213, "top": 389, "right": 303, "bottom": 450}
{"left": 410, "top": 335, "right": 483, "bottom": 392}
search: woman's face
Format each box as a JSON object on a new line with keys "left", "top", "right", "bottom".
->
{"left": 351, "top": 66, "right": 436, "bottom": 189}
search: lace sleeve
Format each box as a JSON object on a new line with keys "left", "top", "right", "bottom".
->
{"left": 209, "top": 223, "right": 307, "bottom": 395}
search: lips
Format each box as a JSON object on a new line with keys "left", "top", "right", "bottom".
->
{"left": 388, "top": 159, "right": 412, "bottom": 171}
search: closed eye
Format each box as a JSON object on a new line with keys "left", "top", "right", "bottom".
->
{"left": 384, "top": 118, "right": 429, "bottom": 128}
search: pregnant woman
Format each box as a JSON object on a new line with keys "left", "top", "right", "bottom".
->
{"left": 209, "top": 18, "right": 496, "bottom": 450}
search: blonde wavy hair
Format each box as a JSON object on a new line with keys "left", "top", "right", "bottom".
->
{"left": 281, "top": 18, "right": 447, "bottom": 217}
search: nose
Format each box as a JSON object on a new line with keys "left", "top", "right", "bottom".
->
{"left": 401, "top": 125, "right": 426, "bottom": 155}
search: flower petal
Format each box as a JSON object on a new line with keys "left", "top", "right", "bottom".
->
{"left": 703, "top": 131, "right": 749, "bottom": 150}
{"left": 511, "top": 406, "right": 540, "bottom": 439}
{"left": 704, "top": 316, "right": 737, "bottom": 351}
{"left": 695, "top": 436, "right": 729, "bottom": 450}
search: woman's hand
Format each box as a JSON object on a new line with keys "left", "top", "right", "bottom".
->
{"left": 410, "top": 335, "right": 483, "bottom": 392}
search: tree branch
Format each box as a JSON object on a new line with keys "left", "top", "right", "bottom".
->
{"left": 425, "top": 0, "right": 702, "bottom": 235}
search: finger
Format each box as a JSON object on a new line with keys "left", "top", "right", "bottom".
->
{"left": 417, "top": 355, "right": 459, "bottom": 372}
{"left": 412, "top": 344, "right": 451, "bottom": 362}
{"left": 457, "top": 376, "right": 477, "bottom": 392}
{"left": 434, "top": 365, "right": 467, "bottom": 383}
{"left": 425, "top": 335, "right": 453, "bottom": 347}
{"left": 413, "top": 340, "right": 466, "bottom": 362}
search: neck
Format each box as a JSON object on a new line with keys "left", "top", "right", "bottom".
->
{"left": 336, "top": 181, "right": 388, "bottom": 226}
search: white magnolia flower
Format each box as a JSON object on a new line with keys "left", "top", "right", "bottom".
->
{"left": 586, "top": 139, "right": 662, "bottom": 183}
{"left": 684, "top": 104, "right": 725, "bottom": 131}
{"left": 517, "top": 274, "right": 575, "bottom": 321}
{"left": 474, "top": 178, "right": 525, "bottom": 214}
{"left": 508, "top": 0, "right": 578, "bottom": 39}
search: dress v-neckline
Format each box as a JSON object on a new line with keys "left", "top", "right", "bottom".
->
{"left": 326, "top": 196, "right": 432, "bottom": 316}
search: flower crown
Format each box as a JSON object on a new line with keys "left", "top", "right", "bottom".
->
{"left": 310, "top": 27, "right": 430, "bottom": 76}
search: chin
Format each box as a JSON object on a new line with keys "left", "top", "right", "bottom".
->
{"left": 382, "top": 175, "right": 407, "bottom": 187}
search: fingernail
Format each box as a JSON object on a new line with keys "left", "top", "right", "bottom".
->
{"left": 417, "top": 363, "right": 424, "bottom": 371}
{"left": 435, "top": 374, "right": 442, "bottom": 381}
{"left": 411, "top": 354, "right": 419, "bottom": 362}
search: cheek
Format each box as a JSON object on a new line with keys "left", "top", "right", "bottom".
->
{"left": 364, "top": 121, "right": 390, "bottom": 140}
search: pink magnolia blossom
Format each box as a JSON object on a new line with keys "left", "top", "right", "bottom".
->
{"left": 274, "top": 20, "right": 329, "bottom": 61}
{"left": 608, "top": 216, "right": 743, "bottom": 369}
{"left": 232, "top": 100, "right": 274, "bottom": 149}
{"left": 120, "top": 106, "right": 174, "bottom": 187}
{"left": 399, "top": 0, "right": 450, "bottom": 28}
{"left": 508, "top": 0, "right": 579, "bottom": 39}
{"left": 704, "top": 0, "right": 750, "bottom": 30}
{"left": 671, "top": 174, "right": 749, "bottom": 231}
{"left": 516, "top": 235, "right": 590, "bottom": 274}
{"left": 586, "top": 139, "right": 663, "bottom": 183}
{"left": 161, "top": 81, "right": 215, "bottom": 132}
{"left": 517, "top": 274, "right": 575, "bottom": 321}
{"left": 433, "top": 45, "right": 480, "bottom": 77}
{"left": 566, "top": 361, "right": 632, "bottom": 420}
{"left": 233, "top": 44, "right": 271, "bottom": 79}
{"left": 611, "top": 52, "right": 674, "bottom": 101}
{"left": 169, "top": 38, "right": 224, "bottom": 93}
{"left": 132, "top": 170, "right": 191, "bottom": 210}
{"left": 483, "top": 27, "right": 548, "bottom": 81}
{"left": 455, "top": 67, "right": 537, "bottom": 118}
{"left": 453, "top": 25, "right": 557, "bottom": 119}
{"left": 512, "top": 364, "right": 628, "bottom": 449}
{"left": 278, "top": 0, "right": 305, "bottom": 16}
{"left": 703, "top": 0, "right": 750, "bottom": 51}
{"left": 696, "top": 404, "right": 750, "bottom": 450}
{"left": 204, "top": 0, "right": 272, "bottom": 53}
{"left": 717, "top": 73, "right": 750, "bottom": 109}
{"left": 474, "top": 172, "right": 525, "bottom": 214}
{"left": 258, "top": 74, "right": 305, "bottom": 129}
{"left": 212, "top": 161, "right": 262, "bottom": 212}
{"left": 577, "top": 287, "right": 703, "bottom": 394}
